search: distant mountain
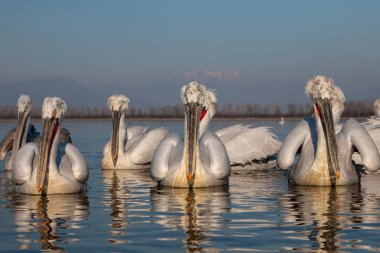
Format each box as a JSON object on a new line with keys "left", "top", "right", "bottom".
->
{"left": 1, "top": 75, "right": 378, "bottom": 108}
{"left": 0, "top": 78, "right": 166, "bottom": 108}
{"left": 0, "top": 78, "right": 106, "bottom": 107}
{"left": 123, "top": 72, "right": 310, "bottom": 106}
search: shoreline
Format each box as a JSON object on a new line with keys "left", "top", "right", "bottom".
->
{"left": 0, "top": 116, "right": 369, "bottom": 123}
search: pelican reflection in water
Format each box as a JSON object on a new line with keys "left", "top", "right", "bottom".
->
{"left": 12, "top": 97, "right": 88, "bottom": 194}
{"left": 150, "top": 186, "right": 231, "bottom": 251}
{"left": 0, "top": 95, "right": 39, "bottom": 170}
{"left": 278, "top": 76, "right": 380, "bottom": 186}
{"left": 102, "top": 95, "right": 169, "bottom": 170}
{"left": 151, "top": 82, "right": 231, "bottom": 188}
{"left": 10, "top": 193, "right": 89, "bottom": 251}
{"left": 278, "top": 184, "right": 379, "bottom": 252}
{"left": 102, "top": 169, "right": 153, "bottom": 244}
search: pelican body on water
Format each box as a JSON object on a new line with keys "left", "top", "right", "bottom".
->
{"left": 102, "top": 95, "right": 169, "bottom": 170}
{"left": 277, "top": 76, "right": 380, "bottom": 186}
{"left": 150, "top": 82, "right": 231, "bottom": 188}
{"left": 12, "top": 97, "right": 88, "bottom": 194}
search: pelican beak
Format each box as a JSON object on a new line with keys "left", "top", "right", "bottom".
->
{"left": 37, "top": 117, "right": 60, "bottom": 194}
{"left": 315, "top": 97, "right": 340, "bottom": 185}
{"left": 111, "top": 110, "right": 122, "bottom": 166}
{"left": 14, "top": 110, "right": 30, "bottom": 153}
{"left": 184, "top": 102, "right": 201, "bottom": 187}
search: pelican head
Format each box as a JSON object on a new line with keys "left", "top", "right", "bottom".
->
{"left": 305, "top": 75, "right": 344, "bottom": 185}
{"left": 180, "top": 82, "right": 206, "bottom": 186}
{"left": 306, "top": 75, "right": 345, "bottom": 124}
{"left": 373, "top": 98, "right": 380, "bottom": 117}
{"left": 13, "top": 95, "right": 32, "bottom": 156}
{"left": 108, "top": 95, "right": 130, "bottom": 166}
{"left": 37, "top": 97, "right": 67, "bottom": 193}
{"left": 18, "top": 95, "right": 32, "bottom": 115}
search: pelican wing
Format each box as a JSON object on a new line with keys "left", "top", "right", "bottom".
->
{"left": 0, "top": 127, "right": 16, "bottom": 160}
{"left": 363, "top": 120, "right": 380, "bottom": 152}
{"left": 368, "top": 127, "right": 380, "bottom": 151}
{"left": 150, "top": 133, "right": 180, "bottom": 181}
{"left": 12, "top": 143, "right": 38, "bottom": 185}
{"left": 126, "top": 126, "right": 149, "bottom": 140}
{"left": 128, "top": 127, "right": 169, "bottom": 165}
{"left": 353, "top": 120, "right": 380, "bottom": 165}
{"left": 364, "top": 116, "right": 380, "bottom": 127}
{"left": 277, "top": 120, "right": 309, "bottom": 169}
{"left": 200, "top": 132, "right": 231, "bottom": 179}
{"left": 344, "top": 119, "right": 380, "bottom": 172}
{"left": 60, "top": 143, "right": 89, "bottom": 183}
{"left": 215, "top": 124, "right": 281, "bottom": 165}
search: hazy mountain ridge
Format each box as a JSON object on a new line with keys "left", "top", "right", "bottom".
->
{"left": 0, "top": 76, "right": 378, "bottom": 108}
{"left": 0, "top": 78, "right": 104, "bottom": 107}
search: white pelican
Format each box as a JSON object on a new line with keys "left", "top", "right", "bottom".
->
{"left": 277, "top": 75, "right": 380, "bottom": 186}
{"left": 150, "top": 82, "right": 231, "bottom": 188}
{"left": 279, "top": 116, "right": 285, "bottom": 125}
{"left": 200, "top": 89, "right": 281, "bottom": 167}
{"left": 12, "top": 97, "right": 88, "bottom": 194}
{"left": 0, "top": 95, "right": 39, "bottom": 170}
{"left": 102, "top": 95, "right": 169, "bottom": 170}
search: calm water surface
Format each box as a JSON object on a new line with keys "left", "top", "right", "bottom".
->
{"left": 0, "top": 119, "right": 380, "bottom": 252}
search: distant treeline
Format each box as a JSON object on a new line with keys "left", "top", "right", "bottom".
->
{"left": 0, "top": 101, "right": 374, "bottom": 119}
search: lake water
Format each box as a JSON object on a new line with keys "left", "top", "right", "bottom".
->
{"left": 1, "top": 118, "right": 380, "bottom": 252}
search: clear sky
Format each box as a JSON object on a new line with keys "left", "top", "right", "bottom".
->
{"left": 1, "top": 1, "right": 379, "bottom": 102}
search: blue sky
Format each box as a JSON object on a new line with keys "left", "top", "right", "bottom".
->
{"left": 1, "top": 1, "right": 380, "bottom": 104}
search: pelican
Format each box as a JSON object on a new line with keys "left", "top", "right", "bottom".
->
{"left": 279, "top": 116, "right": 285, "bottom": 125}
{"left": 277, "top": 75, "right": 380, "bottom": 186}
{"left": 0, "top": 95, "right": 39, "bottom": 170}
{"left": 12, "top": 97, "right": 88, "bottom": 194}
{"left": 150, "top": 82, "right": 231, "bottom": 188}
{"left": 200, "top": 89, "right": 281, "bottom": 167}
{"left": 102, "top": 95, "right": 169, "bottom": 170}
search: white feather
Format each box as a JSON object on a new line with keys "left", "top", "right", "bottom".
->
{"left": 42, "top": 97, "right": 67, "bottom": 119}
{"left": 216, "top": 125, "right": 281, "bottom": 165}
{"left": 17, "top": 94, "right": 32, "bottom": 113}
{"left": 202, "top": 88, "right": 281, "bottom": 166}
